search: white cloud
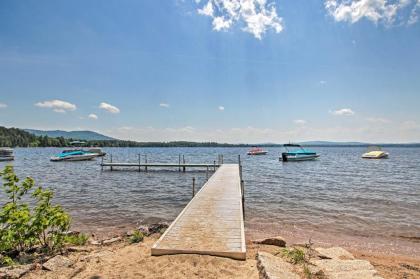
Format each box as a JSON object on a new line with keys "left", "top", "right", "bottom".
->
{"left": 0, "top": 103, "right": 7, "bottom": 109}
{"left": 319, "top": 80, "right": 327, "bottom": 85}
{"left": 196, "top": 0, "right": 284, "bottom": 39}
{"left": 330, "top": 108, "right": 355, "bottom": 116}
{"left": 218, "top": 106, "right": 225, "bottom": 111}
{"left": 99, "top": 102, "right": 120, "bottom": 114}
{"left": 408, "top": 0, "right": 420, "bottom": 24}
{"left": 325, "top": 0, "right": 418, "bottom": 25}
{"left": 35, "top": 99, "right": 76, "bottom": 113}
{"left": 159, "top": 103, "right": 170, "bottom": 108}
{"left": 88, "top": 113, "right": 98, "bottom": 120}
{"left": 294, "top": 119, "right": 307, "bottom": 125}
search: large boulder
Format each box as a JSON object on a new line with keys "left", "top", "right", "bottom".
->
{"left": 315, "top": 247, "right": 355, "bottom": 260}
{"left": 42, "top": 255, "right": 73, "bottom": 271}
{"left": 253, "top": 236, "right": 286, "bottom": 247}
{"left": 257, "top": 251, "right": 300, "bottom": 279}
{"left": 314, "top": 259, "right": 383, "bottom": 279}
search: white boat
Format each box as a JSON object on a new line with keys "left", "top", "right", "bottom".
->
{"left": 86, "top": 148, "right": 106, "bottom": 157}
{"left": 50, "top": 150, "right": 98, "bottom": 162}
{"left": 281, "top": 144, "right": 320, "bottom": 162}
{"left": 0, "top": 148, "right": 14, "bottom": 161}
{"left": 247, "top": 147, "right": 268, "bottom": 155}
{"left": 362, "top": 146, "right": 389, "bottom": 159}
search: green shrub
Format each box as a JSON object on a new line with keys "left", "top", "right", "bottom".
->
{"left": 0, "top": 165, "right": 71, "bottom": 259}
{"left": 282, "top": 247, "right": 306, "bottom": 264}
{"left": 0, "top": 255, "right": 15, "bottom": 266}
{"left": 65, "top": 233, "right": 89, "bottom": 246}
{"left": 129, "top": 230, "right": 144, "bottom": 244}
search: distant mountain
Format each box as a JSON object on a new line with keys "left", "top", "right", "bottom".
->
{"left": 24, "top": 129, "right": 115, "bottom": 141}
{"left": 299, "top": 141, "right": 368, "bottom": 146}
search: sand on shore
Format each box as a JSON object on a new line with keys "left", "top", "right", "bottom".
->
{"left": 22, "top": 233, "right": 420, "bottom": 279}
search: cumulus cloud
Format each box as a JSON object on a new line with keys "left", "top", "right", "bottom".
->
{"left": 330, "top": 108, "right": 355, "bottom": 116}
{"left": 0, "top": 103, "right": 7, "bottom": 109}
{"left": 88, "top": 113, "right": 98, "bottom": 120}
{"left": 218, "top": 106, "right": 225, "bottom": 111}
{"left": 294, "top": 119, "right": 307, "bottom": 125}
{"left": 195, "top": 0, "right": 284, "bottom": 39}
{"left": 159, "top": 103, "right": 170, "bottom": 108}
{"left": 325, "top": 0, "right": 419, "bottom": 25}
{"left": 99, "top": 102, "right": 120, "bottom": 114}
{"left": 35, "top": 99, "right": 76, "bottom": 113}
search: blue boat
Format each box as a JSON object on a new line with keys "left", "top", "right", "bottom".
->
{"left": 50, "top": 149, "right": 98, "bottom": 162}
{"left": 281, "top": 144, "right": 320, "bottom": 162}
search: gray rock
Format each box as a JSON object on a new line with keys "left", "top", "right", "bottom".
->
{"left": 257, "top": 251, "right": 300, "bottom": 279}
{"left": 42, "top": 255, "right": 73, "bottom": 271}
{"left": 253, "top": 236, "right": 286, "bottom": 247}
{"left": 67, "top": 246, "right": 92, "bottom": 253}
{"left": 89, "top": 239, "right": 102, "bottom": 245}
{"left": 315, "top": 247, "right": 355, "bottom": 260}
{"left": 102, "top": 236, "right": 122, "bottom": 245}
{"left": 314, "top": 259, "right": 383, "bottom": 279}
{"left": 138, "top": 223, "right": 169, "bottom": 236}
{"left": 0, "top": 264, "right": 33, "bottom": 278}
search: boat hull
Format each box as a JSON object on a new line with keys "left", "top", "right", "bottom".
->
{"left": 50, "top": 154, "right": 97, "bottom": 162}
{"left": 247, "top": 151, "right": 268, "bottom": 155}
{"left": 362, "top": 152, "right": 389, "bottom": 159}
{"left": 0, "top": 156, "right": 14, "bottom": 162}
{"left": 281, "top": 153, "right": 320, "bottom": 162}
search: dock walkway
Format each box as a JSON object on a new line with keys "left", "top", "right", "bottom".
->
{"left": 151, "top": 164, "right": 246, "bottom": 260}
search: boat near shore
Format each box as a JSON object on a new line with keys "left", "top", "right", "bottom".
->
{"left": 0, "top": 148, "right": 14, "bottom": 161}
{"left": 247, "top": 147, "right": 268, "bottom": 155}
{"left": 50, "top": 150, "right": 98, "bottom": 162}
{"left": 281, "top": 144, "right": 320, "bottom": 162}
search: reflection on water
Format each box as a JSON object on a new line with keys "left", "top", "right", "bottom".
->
{"left": 1, "top": 147, "right": 419, "bottom": 242}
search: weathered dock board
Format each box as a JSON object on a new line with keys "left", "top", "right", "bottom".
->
{"left": 151, "top": 164, "right": 246, "bottom": 260}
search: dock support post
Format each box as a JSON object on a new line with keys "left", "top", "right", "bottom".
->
{"left": 192, "top": 177, "right": 195, "bottom": 198}
{"left": 178, "top": 154, "right": 181, "bottom": 172}
{"left": 145, "top": 154, "right": 148, "bottom": 173}
{"left": 182, "top": 155, "right": 186, "bottom": 172}
{"left": 221, "top": 154, "right": 224, "bottom": 164}
{"left": 213, "top": 160, "right": 216, "bottom": 171}
{"left": 101, "top": 156, "right": 104, "bottom": 171}
{"left": 110, "top": 154, "right": 113, "bottom": 171}
{"left": 206, "top": 166, "right": 209, "bottom": 180}
{"left": 138, "top": 154, "right": 141, "bottom": 172}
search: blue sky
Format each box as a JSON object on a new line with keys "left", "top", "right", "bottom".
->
{"left": 0, "top": 0, "right": 419, "bottom": 143}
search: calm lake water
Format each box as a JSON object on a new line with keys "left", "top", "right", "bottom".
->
{"left": 1, "top": 147, "right": 419, "bottom": 252}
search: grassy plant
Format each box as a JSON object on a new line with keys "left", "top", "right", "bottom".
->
{"left": 0, "top": 255, "right": 15, "bottom": 266}
{"left": 303, "top": 264, "right": 313, "bottom": 279}
{"left": 65, "top": 233, "right": 89, "bottom": 246}
{"left": 129, "top": 230, "right": 144, "bottom": 244}
{"left": 282, "top": 247, "right": 306, "bottom": 264}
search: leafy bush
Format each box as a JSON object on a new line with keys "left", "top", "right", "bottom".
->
{"left": 65, "top": 233, "right": 89, "bottom": 246}
{"left": 0, "top": 165, "right": 70, "bottom": 260}
{"left": 129, "top": 230, "right": 144, "bottom": 244}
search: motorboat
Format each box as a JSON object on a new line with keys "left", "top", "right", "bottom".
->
{"left": 50, "top": 150, "right": 98, "bottom": 162}
{"left": 281, "top": 144, "right": 320, "bottom": 162}
{"left": 85, "top": 148, "right": 106, "bottom": 157}
{"left": 247, "top": 147, "right": 268, "bottom": 155}
{"left": 362, "top": 146, "right": 389, "bottom": 159}
{"left": 0, "top": 148, "right": 14, "bottom": 161}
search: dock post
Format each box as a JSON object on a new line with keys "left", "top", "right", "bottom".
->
{"left": 192, "top": 177, "right": 195, "bottom": 198}
{"left": 178, "top": 154, "right": 181, "bottom": 172}
{"left": 138, "top": 154, "right": 141, "bottom": 172}
{"left": 213, "top": 160, "right": 216, "bottom": 171}
{"left": 101, "top": 156, "right": 104, "bottom": 171}
{"left": 238, "top": 155, "right": 245, "bottom": 216}
{"left": 221, "top": 154, "right": 224, "bottom": 164}
{"left": 206, "top": 166, "right": 209, "bottom": 180}
{"left": 182, "top": 155, "right": 186, "bottom": 172}
{"left": 110, "top": 154, "right": 113, "bottom": 171}
{"left": 145, "top": 154, "right": 148, "bottom": 172}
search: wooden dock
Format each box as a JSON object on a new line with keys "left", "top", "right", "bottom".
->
{"left": 151, "top": 164, "right": 246, "bottom": 260}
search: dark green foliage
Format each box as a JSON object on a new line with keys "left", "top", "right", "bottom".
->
{"left": 64, "top": 233, "right": 89, "bottom": 246}
{"left": 0, "top": 166, "right": 70, "bottom": 263}
{"left": 129, "top": 230, "right": 144, "bottom": 244}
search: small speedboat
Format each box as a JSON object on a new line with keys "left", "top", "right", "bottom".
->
{"left": 86, "top": 148, "right": 106, "bottom": 157}
{"left": 362, "top": 146, "right": 389, "bottom": 159}
{"left": 281, "top": 144, "right": 320, "bottom": 162}
{"left": 50, "top": 150, "right": 98, "bottom": 162}
{"left": 0, "top": 148, "right": 14, "bottom": 161}
{"left": 247, "top": 147, "right": 268, "bottom": 155}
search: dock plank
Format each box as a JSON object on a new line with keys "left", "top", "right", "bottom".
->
{"left": 151, "top": 164, "right": 246, "bottom": 260}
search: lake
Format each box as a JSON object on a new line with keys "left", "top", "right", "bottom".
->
{"left": 1, "top": 147, "right": 419, "bottom": 256}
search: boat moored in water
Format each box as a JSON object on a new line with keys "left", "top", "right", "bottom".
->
{"left": 362, "top": 146, "right": 389, "bottom": 159}
{"left": 0, "top": 148, "right": 14, "bottom": 161}
{"left": 281, "top": 144, "right": 320, "bottom": 162}
{"left": 247, "top": 147, "right": 268, "bottom": 155}
{"left": 50, "top": 150, "right": 98, "bottom": 162}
